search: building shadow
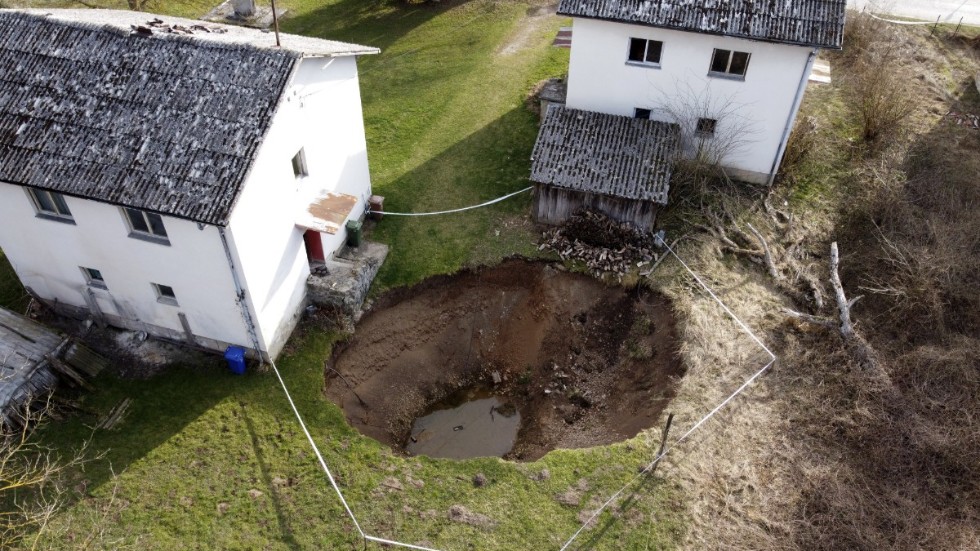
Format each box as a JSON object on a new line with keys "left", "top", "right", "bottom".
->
{"left": 283, "top": 0, "right": 475, "bottom": 53}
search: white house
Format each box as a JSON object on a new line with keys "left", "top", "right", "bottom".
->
{"left": 530, "top": 0, "right": 846, "bottom": 227}
{"left": 0, "top": 9, "right": 379, "bottom": 360}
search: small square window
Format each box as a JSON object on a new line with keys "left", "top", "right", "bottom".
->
{"left": 709, "top": 48, "right": 750, "bottom": 78}
{"left": 696, "top": 118, "right": 717, "bottom": 137}
{"left": 81, "top": 267, "right": 107, "bottom": 289}
{"left": 28, "top": 188, "right": 74, "bottom": 221}
{"left": 634, "top": 108, "right": 652, "bottom": 119}
{"left": 153, "top": 283, "right": 178, "bottom": 306}
{"left": 627, "top": 37, "right": 663, "bottom": 65}
{"left": 291, "top": 148, "right": 308, "bottom": 178}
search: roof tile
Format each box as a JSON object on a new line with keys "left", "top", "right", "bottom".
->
{"left": 558, "top": 0, "right": 847, "bottom": 49}
{"left": 530, "top": 105, "right": 680, "bottom": 204}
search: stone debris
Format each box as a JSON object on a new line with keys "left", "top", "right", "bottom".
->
{"left": 540, "top": 209, "right": 658, "bottom": 278}
{"left": 448, "top": 505, "right": 497, "bottom": 528}
{"left": 381, "top": 476, "right": 404, "bottom": 491}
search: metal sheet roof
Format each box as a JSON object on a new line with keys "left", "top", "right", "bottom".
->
{"left": 558, "top": 0, "right": 847, "bottom": 49}
{"left": 0, "top": 10, "right": 376, "bottom": 226}
{"left": 530, "top": 105, "right": 679, "bottom": 204}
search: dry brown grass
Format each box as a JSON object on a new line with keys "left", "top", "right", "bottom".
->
{"left": 645, "top": 14, "right": 980, "bottom": 551}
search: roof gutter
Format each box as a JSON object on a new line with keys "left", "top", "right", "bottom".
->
{"left": 767, "top": 47, "right": 818, "bottom": 186}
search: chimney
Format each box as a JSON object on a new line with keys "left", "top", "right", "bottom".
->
{"left": 232, "top": 0, "right": 256, "bottom": 17}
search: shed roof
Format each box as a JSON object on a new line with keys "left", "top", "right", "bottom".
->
{"left": 0, "top": 307, "right": 62, "bottom": 426}
{"left": 0, "top": 10, "right": 377, "bottom": 226}
{"left": 530, "top": 105, "right": 679, "bottom": 204}
{"left": 557, "top": 0, "right": 847, "bottom": 49}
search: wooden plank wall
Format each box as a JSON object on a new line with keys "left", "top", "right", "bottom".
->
{"left": 533, "top": 184, "right": 659, "bottom": 230}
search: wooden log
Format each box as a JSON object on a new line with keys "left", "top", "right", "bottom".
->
{"left": 829, "top": 242, "right": 854, "bottom": 339}
{"left": 747, "top": 222, "right": 781, "bottom": 281}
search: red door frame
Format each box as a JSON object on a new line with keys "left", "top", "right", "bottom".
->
{"left": 303, "top": 229, "right": 325, "bottom": 263}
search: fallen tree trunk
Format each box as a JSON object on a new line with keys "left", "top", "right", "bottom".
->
{"left": 786, "top": 241, "right": 881, "bottom": 373}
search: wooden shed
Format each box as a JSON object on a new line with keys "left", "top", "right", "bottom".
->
{"left": 529, "top": 105, "right": 680, "bottom": 230}
{"left": 0, "top": 308, "right": 106, "bottom": 429}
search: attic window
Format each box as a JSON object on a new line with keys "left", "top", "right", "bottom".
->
{"left": 634, "top": 108, "right": 652, "bottom": 119}
{"left": 709, "top": 49, "right": 750, "bottom": 78}
{"left": 292, "top": 149, "right": 308, "bottom": 178}
{"left": 627, "top": 37, "right": 663, "bottom": 66}
{"left": 27, "top": 188, "right": 74, "bottom": 223}
{"left": 696, "top": 118, "right": 717, "bottom": 137}
{"left": 124, "top": 208, "right": 170, "bottom": 245}
{"left": 81, "top": 267, "right": 107, "bottom": 290}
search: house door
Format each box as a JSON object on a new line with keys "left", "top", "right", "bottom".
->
{"left": 303, "top": 229, "right": 325, "bottom": 263}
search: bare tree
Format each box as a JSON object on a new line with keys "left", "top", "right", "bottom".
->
{"left": 651, "top": 79, "right": 760, "bottom": 169}
{"left": 0, "top": 396, "right": 101, "bottom": 549}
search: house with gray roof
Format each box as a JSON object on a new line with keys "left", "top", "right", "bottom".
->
{"left": 0, "top": 9, "right": 379, "bottom": 360}
{"left": 530, "top": 0, "right": 846, "bottom": 227}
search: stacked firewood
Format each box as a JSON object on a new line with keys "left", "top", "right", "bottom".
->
{"left": 540, "top": 209, "right": 656, "bottom": 277}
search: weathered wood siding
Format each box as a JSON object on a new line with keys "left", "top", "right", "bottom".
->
{"left": 533, "top": 184, "right": 659, "bottom": 230}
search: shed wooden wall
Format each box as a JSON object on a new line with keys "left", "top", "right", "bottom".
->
{"left": 533, "top": 184, "right": 659, "bottom": 230}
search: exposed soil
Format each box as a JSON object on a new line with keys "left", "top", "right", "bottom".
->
{"left": 324, "top": 259, "right": 684, "bottom": 461}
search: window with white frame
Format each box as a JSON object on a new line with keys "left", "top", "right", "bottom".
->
{"left": 27, "top": 188, "right": 74, "bottom": 221}
{"left": 153, "top": 283, "right": 178, "bottom": 306}
{"left": 696, "top": 118, "right": 717, "bottom": 137}
{"left": 634, "top": 108, "right": 652, "bottom": 119}
{"left": 80, "top": 267, "right": 107, "bottom": 289}
{"left": 708, "top": 49, "right": 750, "bottom": 78}
{"left": 123, "top": 207, "right": 169, "bottom": 244}
{"left": 627, "top": 37, "right": 663, "bottom": 66}
{"left": 291, "top": 148, "right": 308, "bottom": 178}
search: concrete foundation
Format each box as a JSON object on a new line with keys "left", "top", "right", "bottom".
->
{"left": 307, "top": 240, "right": 388, "bottom": 318}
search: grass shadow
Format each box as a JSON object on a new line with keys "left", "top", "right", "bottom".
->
{"left": 283, "top": 0, "right": 476, "bottom": 52}
{"left": 572, "top": 474, "right": 667, "bottom": 551}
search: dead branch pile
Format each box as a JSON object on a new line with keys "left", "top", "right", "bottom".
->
{"left": 693, "top": 199, "right": 825, "bottom": 311}
{"left": 539, "top": 209, "right": 657, "bottom": 277}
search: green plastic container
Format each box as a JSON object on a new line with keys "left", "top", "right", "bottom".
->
{"left": 346, "top": 219, "right": 362, "bottom": 247}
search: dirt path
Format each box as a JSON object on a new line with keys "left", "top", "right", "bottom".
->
{"left": 497, "top": 2, "right": 560, "bottom": 57}
{"left": 325, "top": 259, "right": 684, "bottom": 461}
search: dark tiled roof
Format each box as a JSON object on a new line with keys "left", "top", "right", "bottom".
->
{"left": 530, "top": 105, "right": 679, "bottom": 204}
{"left": 557, "top": 0, "right": 847, "bottom": 49}
{"left": 0, "top": 11, "right": 301, "bottom": 226}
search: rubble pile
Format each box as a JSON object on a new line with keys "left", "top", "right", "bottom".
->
{"left": 540, "top": 209, "right": 658, "bottom": 277}
{"left": 946, "top": 110, "right": 979, "bottom": 129}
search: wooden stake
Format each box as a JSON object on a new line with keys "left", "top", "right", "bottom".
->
{"left": 270, "top": 0, "right": 281, "bottom": 47}
{"left": 656, "top": 412, "right": 674, "bottom": 458}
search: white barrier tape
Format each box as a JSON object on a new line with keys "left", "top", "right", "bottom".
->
{"left": 268, "top": 359, "right": 366, "bottom": 538}
{"left": 559, "top": 241, "right": 776, "bottom": 550}
{"left": 371, "top": 186, "right": 532, "bottom": 216}
{"left": 868, "top": 12, "right": 948, "bottom": 25}
{"left": 365, "top": 535, "right": 444, "bottom": 551}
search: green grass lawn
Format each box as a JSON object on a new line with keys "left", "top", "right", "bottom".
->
{"left": 5, "top": 1, "right": 687, "bottom": 549}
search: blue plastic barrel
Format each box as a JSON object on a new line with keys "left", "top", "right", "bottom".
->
{"left": 224, "top": 346, "right": 246, "bottom": 375}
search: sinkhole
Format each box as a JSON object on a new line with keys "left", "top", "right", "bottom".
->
{"left": 324, "top": 259, "right": 685, "bottom": 461}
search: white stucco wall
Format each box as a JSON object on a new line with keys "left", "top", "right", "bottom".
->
{"left": 227, "top": 55, "right": 373, "bottom": 357}
{"left": 0, "top": 183, "right": 251, "bottom": 348}
{"left": 566, "top": 18, "right": 815, "bottom": 182}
